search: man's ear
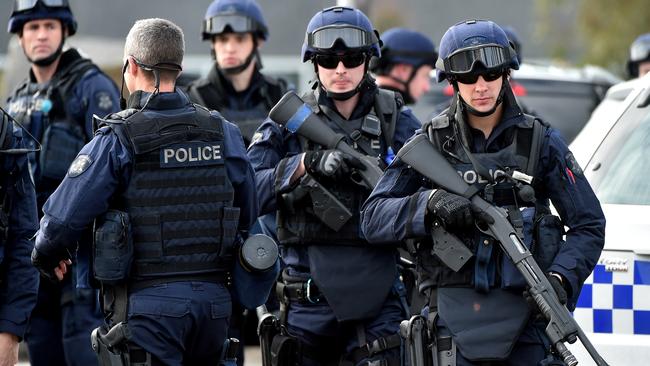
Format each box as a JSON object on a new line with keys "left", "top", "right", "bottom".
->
{"left": 127, "top": 57, "right": 138, "bottom": 77}
{"left": 256, "top": 39, "right": 265, "bottom": 50}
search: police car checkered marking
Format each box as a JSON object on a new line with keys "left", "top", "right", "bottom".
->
{"left": 574, "top": 260, "right": 650, "bottom": 335}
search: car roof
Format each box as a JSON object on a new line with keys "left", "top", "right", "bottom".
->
{"left": 570, "top": 72, "right": 650, "bottom": 167}
{"left": 515, "top": 59, "right": 622, "bottom": 85}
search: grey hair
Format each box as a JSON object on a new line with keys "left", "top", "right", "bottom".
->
{"left": 124, "top": 18, "right": 184, "bottom": 68}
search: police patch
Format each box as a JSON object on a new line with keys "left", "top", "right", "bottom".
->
{"left": 251, "top": 131, "right": 263, "bottom": 145}
{"left": 68, "top": 155, "right": 93, "bottom": 177}
{"left": 160, "top": 142, "right": 223, "bottom": 168}
{"left": 95, "top": 91, "right": 114, "bottom": 111}
{"left": 565, "top": 152, "right": 584, "bottom": 177}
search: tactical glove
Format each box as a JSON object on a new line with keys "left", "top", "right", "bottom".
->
{"left": 31, "top": 247, "right": 71, "bottom": 283}
{"left": 426, "top": 189, "right": 474, "bottom": 230}
{"left": 304, "top": 149, "right": 364, "bottom": 179}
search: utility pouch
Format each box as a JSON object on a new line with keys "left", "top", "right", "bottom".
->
{"left": 93, "top": 210, "right": 133, "bottom": 284}
{"left": 303, "top": 173, "right": 352, "bottom": 232}
{"left": 39, "top": 121, "right": 86, "bottom": 180}
{"left": 532, "top": 213, "right": 565, "bottom": 272}
{"left": 270, "top": 333, "right": 300, "bottom": 366}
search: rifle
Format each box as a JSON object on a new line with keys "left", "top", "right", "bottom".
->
{"left": 269, "top": 91, "right": 384, "bottom": 190}
{"left": 396, "top": 134, "right": 609, "bottom": 366}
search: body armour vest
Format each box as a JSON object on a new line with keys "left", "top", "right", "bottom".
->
{"left": 6, "top": 50, "right": 97, "bottom": 203}
{"left": 102, "top": 104, "right": 238, "bottom": 280}
{"left": 417, "top": 111, "right": 548, "bottom": 290}
{"left": 186, "top": 67, "right": 287, "bottom": 145}
{"left": 277, "top": 88, "right": 398, "bottom": 246}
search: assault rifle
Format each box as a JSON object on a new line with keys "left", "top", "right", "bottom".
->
{"left": 269, "top": 91, "right": 384, "bottom": 190}
{"left": 396, "top": 134, "right": 608, "bottom": 366}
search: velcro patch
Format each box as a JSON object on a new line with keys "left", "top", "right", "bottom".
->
{"left": 68, "top": 154, "right": 93, "bottom": 177}
{"left": 160, "top": 142, "right": 223, "bottom": 168}
{"left": 565, "top": 151, "right": 584, "bottom": 177}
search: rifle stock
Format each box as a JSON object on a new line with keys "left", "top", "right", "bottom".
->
{"left": 396, "top": 134, "right": 609, "bottom": 366}
{"left": 270, "top": 91, "right": 383, "bottom": 189}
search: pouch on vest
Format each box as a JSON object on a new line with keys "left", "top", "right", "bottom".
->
{"left": 501, "top": 207, "right": 564, "bottom": 289}
{"left": 39, "top": 121, "right": 85, "bottom": 180}
{"left": 220, "top": 207, "right": 240, "bottom": 258}
{"left": 93, "top": 210, "right": 133, "bottom": 284}
{"left": 270, "top": 333, "right": 300, "bottom": 366}
{"left": 500, "top": 207, "right": 534, "bottom": 290}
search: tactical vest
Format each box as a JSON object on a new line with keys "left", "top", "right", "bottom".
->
{"left": 102, "top": 104, "right": 238, "bottom": 281}
{"left": 6, "top": 53, "right": 98, "bottom": 193}
{"left": 187, "top": 71, "right": 287, "bottom": 145}
{"left": 277, "top": 88, "right": 399, "bottom": 246}
{"left": 417, "top": 112, "right": 547, "bottom": 289}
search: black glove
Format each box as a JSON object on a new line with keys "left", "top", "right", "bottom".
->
{"left": 304, "top": 149, "right": 364, "bottom": 179}
{"left": 426, "top": 189, "right": 474, "bottom": 230}
{"left": 524, "top": 273, "right": 568, "bottom": 320}
{"left": 31, "top": 247, "right": 70, "bottom": 283}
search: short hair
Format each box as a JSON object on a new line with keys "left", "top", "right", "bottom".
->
{"left": 124, "top": 18, "right": 184, "bottom": 82}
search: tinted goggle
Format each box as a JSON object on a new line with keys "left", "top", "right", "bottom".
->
{"left": 443, "top": 44, "right": 509, "bottom": 74}
{"left": 14, "top": 0, "right": 68, "bottom": 12}
{"left": 314, "top": 53, "right": 366, "bottom": 69}
{"left": 453, "top": 69, "right": 504, "bottom": 84}
{"left": 203, "top": 14, "right": 256, "bottom": 35}
{"left": 307, "top": 25, "right": 376, "bottom": 50}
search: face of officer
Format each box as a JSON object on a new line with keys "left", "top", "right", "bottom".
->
{"left": 456, "top": 73, "right": 504, "bottom": 114}
{"left": 639, "top": 61, "right": 650, "bottom": 77}
{"left": 316, "top": 52, "right": 366, "bottom": 95}
{"left": 19, "top": 18, "right": 64, "bottom": 64}
{"left": 212, "top": 32, "right": 256, "bottom": 69}
{"left": 408, "top": 65, "right": 433, "bottom": 102}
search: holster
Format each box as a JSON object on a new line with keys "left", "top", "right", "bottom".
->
{"left": 91, "top": 323, "right": 132, "bottom": 366}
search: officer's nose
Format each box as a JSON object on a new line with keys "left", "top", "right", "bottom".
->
{"left": 475, "top": 75, "right": 489, "bottom": 91}
{"left": 335, "top": 61, "right": 347, "bottom": 74}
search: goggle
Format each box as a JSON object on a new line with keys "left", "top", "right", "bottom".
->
{"left": 14, "top": 0, "right": 68, "bottom": 12}
{"left": 203, "top": 14, "right": 256, "bottom": 35}
{"left": 453, "top": 69, "right": 504, "bottom": 84}
{"left": 314, "top": 53, "right": 366, "bottom": 69}
{"left": 443, "top": 44, "right": 509, "bottom": 74}
{"left": 307, "top": 25, "right": 376, "bottom": 50}
{"left": 630, "top": 42, "right": 650, "bottom": 62}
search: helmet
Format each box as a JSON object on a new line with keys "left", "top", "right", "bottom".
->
{"left": 371, "top": 28, "right": 437, "bottom": 74}
{"left": 202, "top": 0, "right": 268, "bottom": 41}
{"left": 301, "top": 6, "right": 381, "bottom": 63}
{"left": 627, "top": 33, "right": 650, "bottom": 78}
{"left": 502, "top": 25, "right": 522, "bottom": 64}
{"left": 435, "top": 19, "right": 518, "bottom": 82}
{"left": 8, "top": 0, "right": 77, "bottom": 36}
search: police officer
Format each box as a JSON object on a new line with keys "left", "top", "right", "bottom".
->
{"left": 0, "top": 111, "right": 39, "bottom": 366}
{"left": 186, "top": 0, "right": 290, "bottom": 146}
{"left": 371, "top": 27, "right": 437, "bottom": 105}
{"left": 6, "top": 1, "right": 120, "bottom": 365}
{"left": 627, "top": 33, "right": 650, "bottom": 78}
{"left": 361, "top": 20, "right": 606, "bottom": 365}
{"left": 248, "top": 6, "right": 421, "bottom": 365}
{"left": 31, "top": 18, "right": 258, "bottom": 365}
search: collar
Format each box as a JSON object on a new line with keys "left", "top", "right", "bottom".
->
{"left": 28, "top": 48, "right": 84, "bottom": 83}
{"left": 126, "top": 88, "right": 190, "bottom": 110}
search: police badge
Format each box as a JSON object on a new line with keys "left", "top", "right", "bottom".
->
{"left": 68, "top": 154, "right": 93, "bottom": 177}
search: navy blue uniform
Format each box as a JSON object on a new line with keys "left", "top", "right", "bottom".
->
{"left": 248, "top": 82, "right": 420, "bottom": 365}
{"left": 34, "top": 90, "right": 258, "bottom": 365}
{"left": 361, "top": 93, "right": 606, "bottom": 365}
{"left": 0, "top": 127, "right": 39, "bottom": 341}
{"left": 6, "top": 48, "right": 119, "bottom": 366}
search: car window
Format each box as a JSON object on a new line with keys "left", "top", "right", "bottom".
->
{"left": 587, "top": 94, "right": 650, "bottom": 205}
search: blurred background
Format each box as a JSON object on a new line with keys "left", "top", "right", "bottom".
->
{"left": 1, "top": 0, "right": 648, "bottom": 98}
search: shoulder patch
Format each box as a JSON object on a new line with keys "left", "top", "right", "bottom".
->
{"left": 95, "top": 91, "right": 114, "bottom": 112}
{"left": 251, "top": 131, "right": 263, "bottom": 145}
{"left": 565, "top": 151, "right": 583, "bottom": 177}
{"left": 68, "top": 154, "right": 93, "bottom": 177}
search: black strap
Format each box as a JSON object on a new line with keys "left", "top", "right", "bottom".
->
{"left": 347, "top": 333, "right": 402, "bottom": 365}
{"left": 525, "top": 115, "right": 546, "bottom": 178}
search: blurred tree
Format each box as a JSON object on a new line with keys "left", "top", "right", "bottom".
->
{"left": 535, "top": 0, "right": 650, "bottom": 74}
{"left": 578, "top": 0, "right": 650, "bottom": 71}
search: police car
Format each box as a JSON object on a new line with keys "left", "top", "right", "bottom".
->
{"left": 567, "top": 72, "right": 650, "bottom": 365}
